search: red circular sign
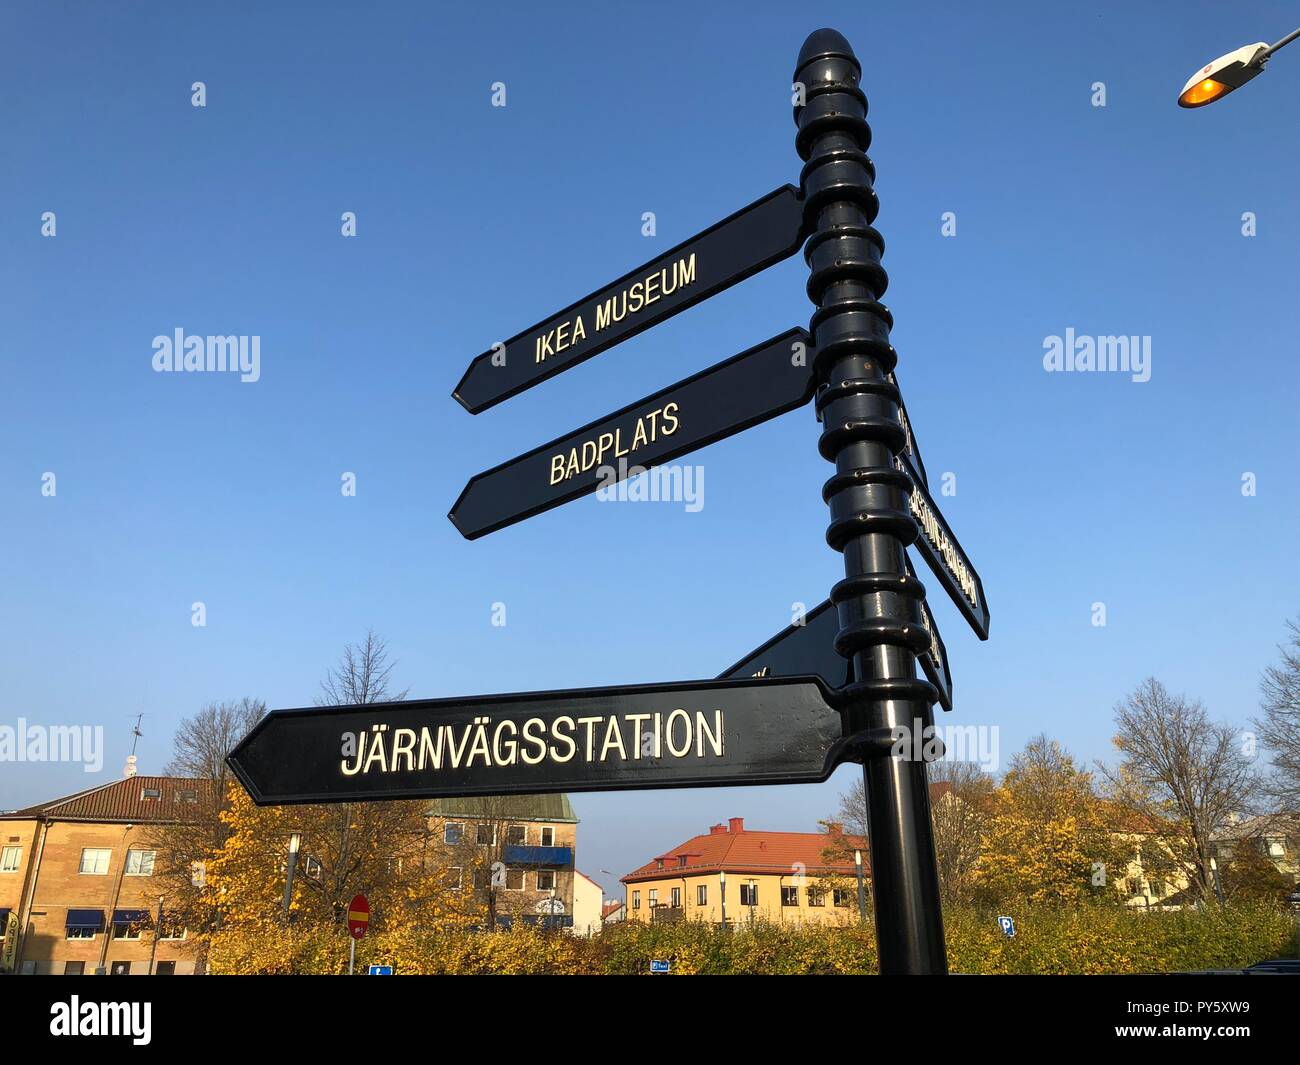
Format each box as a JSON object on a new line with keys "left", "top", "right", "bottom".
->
{"left": 347, "top": 894, "right": 369, "bottom": 939}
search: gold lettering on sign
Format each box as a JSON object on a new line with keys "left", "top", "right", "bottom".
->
{"left": 548, "top": 402, "right": 680, "bottom": 485}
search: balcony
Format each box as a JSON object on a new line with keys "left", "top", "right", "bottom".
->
{"left": 503, "top": 845, "right": 572, "bottom": 868}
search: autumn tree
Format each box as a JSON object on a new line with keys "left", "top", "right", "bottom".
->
{"left": 929, "top": 760, "right": 995, "bottom": 905}
{"left": 146, "top": 697, "right": 266, "bottom": 968}
{"left": 1218, "top": 837, "right": 1295, "bottom": 903}
{"left": 973, "top": 736, "right": 1125, "bottom": 905}
{"left": 1100, "top": 678, "right": 1255, "bottom": 906}
{"left": 1255, "top": 616, "right": 1300, "bottom": 811}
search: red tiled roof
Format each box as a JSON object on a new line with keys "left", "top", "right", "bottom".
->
{"left": 1, "top": 776, "right": 211, "bottom": 824}
{"left": 601, "top": 900, "right": 624, "bottom": 918}
{"left": 621, "top": 818, "right": 868, "bottom": 883}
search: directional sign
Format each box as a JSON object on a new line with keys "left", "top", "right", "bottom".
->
{"left": 719, "top": 600, "right": 849, "bottom": 687}
{"left": 347, "top": 894, "right": 369, "bottom": 940}
{"left": 897, "top": 451, "right": 990, "bottom": 640}
{"left": 889, "top": 371, "right": 928, "bottom": 490}
{"left": 453, "top": 185, "right": 806, "bottom": 414}
{"left": 226, "top": 676, "right": 849, "bottom": 805}
{"left": 449, "top": 329, "right": 815, "bottom": 540}
{"left": 906, "top": 556, "right": 953, "bottom": 712}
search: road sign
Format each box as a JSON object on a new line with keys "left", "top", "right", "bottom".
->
{"left": 449, "top": 329, "right": 815, "bottom": 539}
{"left": 718, "top": 600, "right": 850, "bottom": 687}
{"left": 226, "top": 676, "right": 849, "bottom": 805}
{"left": 650, "top": 959, "right": 670, "bottom": 974}
{"left": 890, "top": 371, "right": 928, "bottom": 490}
{"left": 897, "top": 451, "right": 990, "bottom": 640}
{"left": 906, "top": 556, "right": 953, "bottom": 712}
{"left": 453, "top": 185, "right": 806, "bottom": 414}
{"left": 368, "top": 964, "right": 393, "bottom": 975}
{"left": 347, "top": 894, "right": 369, "bottom": 940}
{"left": 997, "top": 915, "right": 1016, "bottom": 938}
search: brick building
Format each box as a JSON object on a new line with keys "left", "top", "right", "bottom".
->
{"left": 0, "top": 776, "right": 207, "bottom": 974}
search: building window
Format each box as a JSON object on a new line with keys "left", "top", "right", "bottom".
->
{"left": 696, "top": 884, "right": 708, "bottom": 906}
{"left": 141, "top": 787, "right": 161, "bottom": 800}
{"left": 648, "top": 889, "right": 658, "bottom": 907}
{"left": 678, "top": 855, "right": 688, "bottom": 867}
{"left": 781, "top": 886, "right": 799, "bottom": 907}
{"left": 79, "top": 848, "right": 111, "bottom": 875}
{"left": 632, "top": 891, "right": 641, "bottom": 910}
{"left": 740, "top": 884, "right": 758, "bottom": 907}
{"left": 176, "top": 790, "right": 197, "bottom": 803}
{"left": 110, "top": 961, "right": 131, "bottom": 975}
{"left": 1268, "top": 840, "right": 1286, "bottom": 858}
{"left": 807, "top": 886, "right": 826, "bottom": 907}
{"left": 540, "top": 826, "right": 555, "bottom": 847}
{"left": 655, "top": 859, "right": 664, "bottom": 870}
{"left": 537, "top": 870, "right": 556, "bottom": 892}
{"left": 66, "top": 926, "right": 96, "bottom": 940}
{"left": 125, "top": 849, "right": 156, "bottom": 876}
{"left": 506, "top": 825, "right": 527, "bottom": 845}
{"left": 301, "top": 856, "right": 322, "bottom": 880}
{"left": 443, "top": 822, "right": 464, "bottom": 845}
{"left": 155, "top": 962, "right": 176, "bottom": 975}
{"left": 63, "top": 961, "right": 86, "bottom": 975}
{"left": 476, "top": 824, "right": 496, "bottom": 846}
{"left": 833, "top": 888, "right": 853, "bottom": 907}
{"left": 159, "top": 917, "right": 187, "bottom": 941}
{"left": 446, "top": 866, "right": 463, "bottom": 889}
{"left": 113, "top": 921, "right": 143, "bottom": 941}
{"left": 0, "top": 845, "right": 20, "bottom": 872}
{"left": 505, "top": 868, "right": 524, "bottom": 891}
{"left": 671, "top": 887, "right": 681, "bottom": 908}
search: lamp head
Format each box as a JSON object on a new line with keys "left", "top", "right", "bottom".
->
{"left": 1178, "top": 42, "right": 1269, "bottom": 107}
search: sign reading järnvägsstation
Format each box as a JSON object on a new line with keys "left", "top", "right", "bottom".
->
{"left": 227, "top": 676, "right": 847, "bottom": 804}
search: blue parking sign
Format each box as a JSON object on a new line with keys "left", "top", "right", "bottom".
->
{"left": 650, "top": 959, "right": 670, "bottom": 974}
{"left": 997, "top": 916, "right": 1015, "bottom": 938}
{"left": 368, "top": 964, "right": 394, "bottom": 975}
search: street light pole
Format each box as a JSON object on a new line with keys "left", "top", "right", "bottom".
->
{"left": 794, "top": 28, "right": 948, "bottom": 975}
{"left": 854, "top": 849, "right": 867, "bottom": 925}
{"left": 282, "top": 832, "right": 301, "bottom": 922}
{"left": 719, "top": 870, "right": 727, "bottom": 928}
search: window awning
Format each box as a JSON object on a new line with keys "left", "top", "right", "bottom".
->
{"left": 112, "top": 909, "right": 151, "bottom": 924}
{"left": 66, "top": 909, "right": 105, "bottom": 930}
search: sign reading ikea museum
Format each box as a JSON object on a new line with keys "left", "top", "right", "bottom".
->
{"left": 227, "top": 676, "right": 848, "bottom": 805}
{"left": 453, "top": 185, "right": 805, "bottom": 414}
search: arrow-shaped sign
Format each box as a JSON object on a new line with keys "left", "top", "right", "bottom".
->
{"left": 897, "top": 450, "right": 989, "bottom": 640}
{"left": 719, "top": 600, "right": 850, "bottom": 687}
{"left": 227, "top": 676, "right": 849, "bottom": 805}
{"left": 453, "top": 185, "right": 806, "bottom": 414}
{"left": 449, "top": 328, "right": 815, "bottom": 539}
{"left": 722, "top": 588, "right": 951, "bottom": 710}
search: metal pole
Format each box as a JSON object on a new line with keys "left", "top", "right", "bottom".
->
{"left": 719, "top": 870, "right": 727, "bottom": 927}
{"left": 147, "top": 895, "right": 164, "bottom": 975}
{"left": 283, "top": 832, "right": 301, "bottom": 922}
{"left": 855, "top": 849, "right": 867, "bottom": 924}
{"left": 348, "top": 935, "right": 356, "bottom": 976}
{"left": 794, "top": 28, "right": 948, "bottom": 974}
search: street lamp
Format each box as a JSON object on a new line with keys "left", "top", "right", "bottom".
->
{"left": 719, "top": 870, "right": 727, "bottom": 928}
{"left": 854, "top": 849, "right": 867, "bottom": 925}
{"left": 282, "top": 832, "right": 302, "bottom": 921}
{"left": 1178, "top": 27, "right": 1300, "bottom": 107}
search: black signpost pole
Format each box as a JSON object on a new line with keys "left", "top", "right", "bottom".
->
{"left": 794, "top": 29, "right": 949, "bottom": 974}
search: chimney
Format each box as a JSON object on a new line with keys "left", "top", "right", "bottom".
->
{"left": 728, "top": 817, "right": 744, "bottom": 834}
{"left": 709, "top": 823, "right": 727, "bottom": 835}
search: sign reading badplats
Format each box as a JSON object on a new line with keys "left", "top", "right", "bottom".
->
{"left": 450, "top": 329, "right": 814, "bottom": 539}
{"left": 453, "top": 186, "right": 806, "bottom": 413}
{"left": 227, "top": 676, "right": 847, "bottom": 804}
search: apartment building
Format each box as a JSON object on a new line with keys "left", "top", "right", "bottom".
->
{"left": 0, "top": 776, "right": 207, "bottom": 974}
{"left": 622, "top": 817, "right": 867, "bottom": 925}
{"left": 426, "top": 793, "right": 579, "bottom": 930}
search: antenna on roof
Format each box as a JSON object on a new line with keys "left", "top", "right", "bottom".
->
{"left": 124, "top": 714, "right": 143, "bottom": 778}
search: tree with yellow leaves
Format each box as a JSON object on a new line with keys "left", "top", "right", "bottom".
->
{"left": 973, "top": 736, "right": 1126, "bottom": 905}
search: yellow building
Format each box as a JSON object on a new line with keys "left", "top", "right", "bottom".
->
{"left": 1, "top": 776, "right": 207, "bottom": 975}
{"left": 622, "top": 817, "right": 867, "bottom": 925}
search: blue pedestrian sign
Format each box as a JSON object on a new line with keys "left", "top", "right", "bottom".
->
{"left": 368, "top": 964, "right": 394, "bottom": 975}
{"left": 997, "top": 916, "right": 1015, "bottom": 938}
{"left": 650, "top": 959, "right": 670, "bottom": 974}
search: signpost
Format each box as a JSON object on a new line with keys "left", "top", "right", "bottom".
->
{"left": 450, "top": 329, "right": 815, "bottom": 539}
{"left": 229, "top": 27, "right": 991, "bottom": 977}
{"left": 453, "top": 185, "right": 806, "bottom": 413}
{"left": 226, "top": 676, "right": 850, "bottom": 805}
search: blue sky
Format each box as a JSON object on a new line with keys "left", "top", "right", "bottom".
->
{"left": 2, "top": 1, "right": 1297, "bottom": 899}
